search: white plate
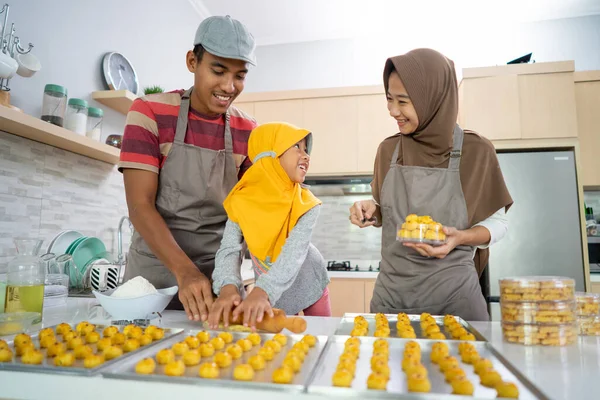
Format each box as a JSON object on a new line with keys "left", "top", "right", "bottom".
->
{"left": 47, "top": 230, "right": 83, "bottom": 255}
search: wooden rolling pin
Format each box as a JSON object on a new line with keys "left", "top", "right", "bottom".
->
{"left": 226, "top": 308, "right": 307, "bottom": 334}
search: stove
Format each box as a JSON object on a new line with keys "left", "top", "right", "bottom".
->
{"left": 326, "top": 260, "right": 381, "bottom": 272}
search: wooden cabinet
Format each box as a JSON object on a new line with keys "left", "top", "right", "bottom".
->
{"left": 574, "top": 72, "right": 600, "bottom": 187}
{"left": 328, "top": 278, "right": 377, "bottom": 317}
{"left": 357, "top": 95, "right": 399, "bottom": 173}
{"left": 254, "top": 99, "right": 304, "bottom": 126}
{"left": 233, "top": 101, "right": 255, "bottom": 118}
{"left": 591, "top": 282, "right": 600, "bottom": 294}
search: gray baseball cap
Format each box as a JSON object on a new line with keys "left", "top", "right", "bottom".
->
{"left": 194, "top": 15, "right": 257, "bottom": 66}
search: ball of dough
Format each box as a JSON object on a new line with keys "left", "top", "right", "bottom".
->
{"left": 405, "top": 363, "right": 428, "bottom": 377}
{"left": 272, "top": 366, "right": 294, "bottom": 384}
{"left": 127, "top": 326, "right": 143, "bottom": 340}
{"left": 301, "top": 334, "right": 317, "bottom": 347}
{"left": 218, "top": 332, "right": 233, "bottom": 344}
{"left": 111, "top": 333, "right": 126, "bottom": 346}
{"left": 210, "top": 337, "right": 225, "bottom": 350}
{"left": 474, "top": 358, "right": 494, "bottom": 375}
{"left": 233, "top": 364, "right": 255, "bottom": 381}
{"left": 76, "top": 321, "right": 93, "bottom": 335}
{"left": 16, "top": 343, "right": 36, "bottom": 357}
{"left": 184, "top": 335, "right": 200, "bottom": 349}
{"left": 14, "top": 333, "right": 32, "bottom": 348}
{"left": 480, "top": 368, "right": 503, "bottom": 388}
{"left": 164, "top": 360, "right": 185, "bottom": 376}
{"left": 196, "top": 330, "right": 211, "bottom": 343}
{"left": 292, "top": 341, "right": 309, "bottom": 354}
{"left": 74, "top": 345, "right": 94, "bottom": 360}
{"left": 199, "top": 343, "right": 215, "bottom": 358}
{"left": 407, "top": 373, "right": 431, "bottom": 393}
{"left": 156, "top": 349, "right": 175, "bottom": 365}
{"left": 40, "top": 335, "right": 57, "bottom": 349}
{"left": 54, "top": 352, "right": 75, "bottom": 367}
{"left": 103, "top": 345, "right": 123, "bottom": 360}
{"left": 56, "top": 323, "right": 72, "bottom": 336}
{"left": 150, "top": 328, "right": 165, "bottom": 340}
{"left": 67, "top": 337, "right": 84, "bottom": 350}
{"left": 460, "top": 333, "right": 476, "bottom": 341}
{"left": 21, "top": 348, "right": 44, "bottom": 365}
{"left": 139, "top": 334, "right": 153, "bottom": 346}
{"left": 264, "top": 340, "right": 282, "bottom": 353}
{"left": 172, "top": 341, "right": 190, "bottom": 356}
{"left": 199, "top": 362, "right": 220, "bottom": 379}
{"left": 96, "top": 338, "right": 112, "bottom": 352}
{"left": 144, "top": 325, "right": 159, "bottom": 336}
{"left": 289, "top": 348, "right": 306, "bottom": 362}
{"left": 62, "top": 331, "right": 78, "bottom": 342}
{"left": 332, "top": 369, "right": 353, "bottom": 387}
{"left": 183, "top": 349, "right": 201, "bottom": 366}
{"left": 439, "top": 356, "right": 460, "bottom": 372}
{"left": 461, "top": 349, "right": 480, "bottom": 364}
{"left": 39, "top": 328, "right": 55, "bottom": 341}
{"left": 226, "top": 344, "right": 243, "bottom": 360}
{"left": 273, "top": 333, "right": 288, "bottom": 346}
{"left": 83, "top": 354, "right": 105, "bottom": 369}
{"left": 213, "top": 351, "right": 233, "bottom": 368}
{"left": 496, "top": 381, "right": 520, "bottom": 398}
{"left": 86, "top": 331, "right": 101, "bottom": 344}
{"left": 46, "top": 342, "right": 66, "bottom": 358}
{"left": 366, "top": 372, "right": 387, "bottom": 390}
{"left": 103, "top": 326, "right": 119, "bottom": 338}
{"left": 337, "top": 360, "right": 356, "bottom": 376}
{"left": 283, "top": 354, "right": 302, "bottom": 373}
{"left": 249, "top": 354, "right": 266, "bottom": 370}
{"left": 237, "top": 338, "right": 253, "bottom": 352}
{"left": 402, "top": 354, "right": 420, "bottom": 372}
{"left": 444, "top": 366, "right": 467, "bottom": 382}
{"left": 350, "top": 328, "right": 367, "bottom": 337}
{"left": 371, "top": 361, "right": 390, "bottom": 379}
{"left": 258, "top": 346, "right": 275, "bottom": 361}
{"left": 374, "top": 329, "right": 390, "bottom": 338}
{"left": 246, "top": 333, "right": 261, "bottom": 346}
{"left": 451, "top": 376, "right": 474, "bottom": 395}
{"left": 123, "top": 324, "right": 136, "bottom": 336}
{"left": 373, "top": 339, "right": 388, "bottom": 351}
{"left": 135, "top": 357, "right": 157, "bottom": 374}
{"left": 0, "top": 348, "right": 13, "bottom": 362}
{"left": 123, "top": 339, "right": 141, "bottom": 353}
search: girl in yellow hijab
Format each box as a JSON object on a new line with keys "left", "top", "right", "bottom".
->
{"left": 209, "top": 122, "right": 331, "bottom": 329}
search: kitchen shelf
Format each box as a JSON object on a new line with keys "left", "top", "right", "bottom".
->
{"left": 0, "top": 105, "right": 120, "bottom": 164}
{"left": 91, "top": 89, "right": 137, "bottom": 115}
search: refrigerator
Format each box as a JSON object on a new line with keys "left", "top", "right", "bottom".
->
{"left": 487, "top": 150, "right": 586, "bottom": 320}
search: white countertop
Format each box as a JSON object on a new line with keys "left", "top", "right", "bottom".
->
{"left": 2, "top": 298, "right": 600, "bottom": 400}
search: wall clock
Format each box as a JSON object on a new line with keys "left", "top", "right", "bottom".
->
{"left": 102, "top": 52, "right": 139, "bottom": 94}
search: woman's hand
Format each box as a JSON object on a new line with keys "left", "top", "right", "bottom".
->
{"left": 349, "top": 199, "right": 378, "bottom": 228}
{"left": 402, "top": 226, "right": 463, "bottom": 259}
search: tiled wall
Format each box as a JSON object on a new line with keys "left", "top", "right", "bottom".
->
{"left": 584, "top": 191, "right": 600, "bottom": 221}
{"left": 311, "top": 195, "right": 382, "bottom": 261}
{"left": 0, "top": 131, "right": 131, "bottom": 269}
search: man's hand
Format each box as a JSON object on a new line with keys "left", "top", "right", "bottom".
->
{"left": 175, "top": 267, "right": 214, "bottom": 322}
{"left": 208, "top": 285, "right": 242, "bottom": 329}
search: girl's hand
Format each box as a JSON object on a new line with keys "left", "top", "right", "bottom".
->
{"left": 402, "top": 226, "right": 463, "bottom": 259}
{"left": 232, "top": 287, "right": 274, "bottom": 331}
{"left": 208, "top": 285, "right": 241, "bottom": 329}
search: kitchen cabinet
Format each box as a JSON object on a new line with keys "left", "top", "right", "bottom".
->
{"left": 254, "top": 99, "right": 303, "bottom": 127}
{"left": 574, "top": 71, "right": 600, "bottom": 187}
{"left": 591, "top": 282, "right": 600, "bottom": 294}
{"left": 233, "top": 101, "right": 255, "bottom": 118}
{"left": 328, "top": 277, "right": 377, "bottom": 317}
{"left": 357, "top": 95, "right": 399, "bottom": 173}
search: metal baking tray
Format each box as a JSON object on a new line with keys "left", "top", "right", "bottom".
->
{"left": 335, "top": 313, "right": 487, "bottom": 341}
{"left": 102, "top": 329, "right": 328, "bottom": 393}
{"left": 0, "top": 322, "right": 183, "bottom": 376}
{"left": 306, "top": 336, "right": 549, "bottom": 399}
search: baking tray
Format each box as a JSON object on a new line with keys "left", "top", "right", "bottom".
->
{"left": 306, "top": 336, "right": 549, "bottom": 399}
{"left": 102, "top": 329, "right": 328, "bottom": 393}
{"left": 0, "top": 322, "right": 183, "bottom": 376}
{"left": 335, "top": 313, "right": 487, "bottom": 341}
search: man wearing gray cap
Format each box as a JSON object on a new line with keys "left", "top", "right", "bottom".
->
{"left": 119, "top": 15, "right": 257, "bottom": 322}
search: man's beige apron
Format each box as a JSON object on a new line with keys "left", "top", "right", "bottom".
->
{"left": 371, "top": 125, "right": 489, "bottom": 320}
{"left": 125, "top": 88, "right": 239, "bottom": 309}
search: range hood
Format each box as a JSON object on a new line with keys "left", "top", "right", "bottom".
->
{"left": 303, "top": 176, "right": 373, "bottom": 196}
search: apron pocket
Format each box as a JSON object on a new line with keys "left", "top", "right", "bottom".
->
{"left": 155, "top": 185, "right": 181, "bottom": 217}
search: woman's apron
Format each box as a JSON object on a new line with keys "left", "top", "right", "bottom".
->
{"left": 124, "top": 88, "right": 239, "bottom": 309}
{"left": 370, "top": 125, "right": 489, "bottom": 321}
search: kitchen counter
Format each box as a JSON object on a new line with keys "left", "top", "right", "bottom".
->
{"left": 2, "top": 298, "right": 600, "bottom": 400}
{"left": 590, "top": 272, "right": 600, "bottom": 283}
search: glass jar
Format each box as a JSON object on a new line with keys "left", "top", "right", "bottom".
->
{"left": 64, "top": 98, "right": 88, "bottom": 135}
{"left": 105, "top": 134, "right": 123, "bottom": 149}
{"left": 5, "top": 239, "right": 45, "bottom": 323}
{"left": 86, "top": 107, "right": 104, "bottom": 141}
{"left": 41, "top": 84, "right": 68, "bottom": 127}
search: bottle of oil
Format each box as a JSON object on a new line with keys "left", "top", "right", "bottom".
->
{"left": 5, "top": 239, "right": 45, "bottom": 323}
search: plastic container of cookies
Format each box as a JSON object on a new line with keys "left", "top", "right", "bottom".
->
{"left": 575, "top": 292, "right": 600, "bottom": 316}
{"left": 577, "top": 316, "right": 600, "bottom": 336}
{"left": 500, "top": 301, "right": 576, "bottom": 324}
{"left": 499, "top": 276, "right": 575, "bottom": 302}
{"left": 396, "top": 222, "right": 447, "bottom": 246}
{"left": 501, "top": 322, "right": 577, "bottom": 346}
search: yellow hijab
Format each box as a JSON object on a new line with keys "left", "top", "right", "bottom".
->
{"left": 223, "top": 122, "right": 321, "bottom": 263}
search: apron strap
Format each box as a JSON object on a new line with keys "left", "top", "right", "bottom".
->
{"left": 390, "top": 138, "right": 401, "bottom": 168}
{"left": 448, "top": 124, "right": 464, "bottom": 170}
{"left": 223, "top": 112, "right": 233, "bottom": 153}
{"left": 174, "top": 88, "right": 193, "bottom": 144}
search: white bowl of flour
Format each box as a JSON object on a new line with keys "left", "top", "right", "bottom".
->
{"left": 93, "top": 276, "right": 178, "bottom": 320}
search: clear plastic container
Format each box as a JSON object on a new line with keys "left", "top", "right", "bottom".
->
{"left": 0, "top": 311, "right": 41, "bottom": 335}
{"left": 575, "top": 292, "right": 600, "bottom": 316}
{"left": 577, "top": 316, "right": 600, "bottom": 336}
{"left": 44, "top": 274, "right": 69, "bottom": 307}
{"left": 64, "top": 98, "right": 88, "bottom": 135}
{"left": 86, "top": 107, "right": 104, "bottom": 141}
{"left": 501, "top": 322, "right": 577, "bottom": 346}
{"left": 396, "top": 219, "right": 447, "bottom": 246}
{"left": 499, "top": 276, "right": 575, "bottom": 302}
{"left": 500, "top": 301, "right": 576, "bottom": 324}
{"left": 41, "top": 84, "right": 67, "bottom": 127}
